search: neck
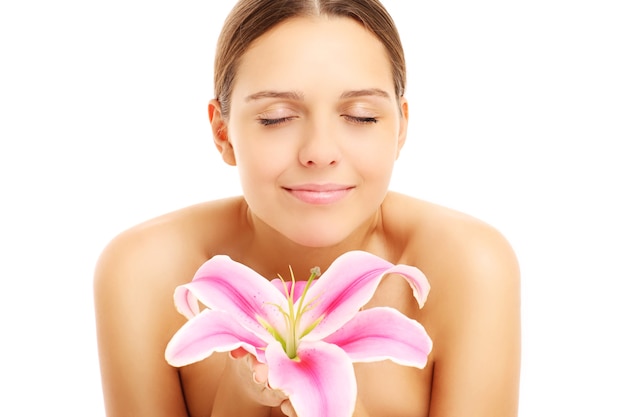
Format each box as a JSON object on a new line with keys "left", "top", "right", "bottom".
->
{"left": 241, "top": 205, "right": 384, "bottom": 280}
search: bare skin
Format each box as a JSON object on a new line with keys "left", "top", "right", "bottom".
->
{"left": 94, "top": 193, "right": 520, "bottom": 417}
{"left": 94, "top": 15, "right": 520, "bottom": 417}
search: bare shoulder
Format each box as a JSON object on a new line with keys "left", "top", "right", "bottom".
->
{"left": 95, "top": 197, "right": 242, "bottom": 298}
{"left": 384, "top": 191, "right": 519, "bottom": 285}
{"left": 93, "top": 196, "right": 247, "bottom": 416}
{"left": 384, "top": 192, "right": 521, "bottom": 416}
{"left": 94, "top": 196, "right": 250, "bottom": 341}
{"left": 96, "top": 196, "right": 247, "bottom": 276}
{"left": 385, "top": 191, "right": 520, "bottom": 321}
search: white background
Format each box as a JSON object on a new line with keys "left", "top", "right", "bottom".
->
{"left": 1, "top": 0, "right": 624, "bottom": 415}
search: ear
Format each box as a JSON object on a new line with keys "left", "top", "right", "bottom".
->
{"left": 208, "top": 99, "right": 236, "bottom": 166}
{"left": 395, "top": 97, "right": 409, "bottom": 159}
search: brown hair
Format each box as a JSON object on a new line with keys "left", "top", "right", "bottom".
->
{"left": 214, "top": 0, "right": 406, "bottom": 119}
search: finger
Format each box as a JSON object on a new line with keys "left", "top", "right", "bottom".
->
{"left": 252, "top": 370, "right": 265, "bottom": 385}
{"left": 228, "top": 347, "right": 249, "bottom": 360}
{"left": 251, "top": 361, "right": 269, "bottom": 384}
{"left": 280, "top": 400, "right": 297, "bottom": 417}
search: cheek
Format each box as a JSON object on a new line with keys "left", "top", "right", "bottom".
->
{"left": 349, "top": 136, "right": 399, "bottom": 178}
{"left": 229, "top": 124, "right": 286, "bottom": 174}
{"left": 233, "top": 140, "right": 293, "bottom": 188}
{"left": 236, "top": 153, "right": 275, "bottom": 186}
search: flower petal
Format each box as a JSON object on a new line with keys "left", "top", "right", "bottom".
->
{"left": 165, "top": 309, "right": 267, "bottom": 367}
{"left": 175, "top": 255, "right": 289, "bottom": 341}
{"left": 323, "top": 307, "right": 433, "bottom": 368}
{"left": 385, "top": 264, "right": 431, "bottom": 308}
{"left": 300, "top": 250, "right": 430, "bottom": 340}
{"left": 265, "top": 340, "right": 357, "bottom": 417}
{"left": 173, "top": 284, "right": 201, "bottom": 320}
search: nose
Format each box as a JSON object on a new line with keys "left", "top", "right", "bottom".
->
{"left": 298, "top": 121, "right": 341, "bottom": 168}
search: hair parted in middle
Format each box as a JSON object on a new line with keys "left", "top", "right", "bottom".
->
{"left": 213, "top": 0, "right": 406, "bottom": 119}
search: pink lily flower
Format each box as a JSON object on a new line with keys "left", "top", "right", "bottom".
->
{"left": 165, "top": 250, "right": 432, "bottom": 417}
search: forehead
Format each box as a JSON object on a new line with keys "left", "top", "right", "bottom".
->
{"left": 232, "top": 16, "right": 394, "bottom": 98}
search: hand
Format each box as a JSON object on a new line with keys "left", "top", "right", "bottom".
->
{"left": 230, "top": 348, "right": 298, "bottom": 416}
{"left": 228, "top": 347, "right": 289, "bottom": 409}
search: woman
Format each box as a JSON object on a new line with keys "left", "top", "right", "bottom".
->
{"left": 94, "top": 0, "right": 521, "bottom": 416}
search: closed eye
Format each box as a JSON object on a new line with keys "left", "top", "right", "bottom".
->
{"left": 343, "top": 115, "right": 378, "bottom": 124}
{"left": 258, "top": 117, "right": 296, "bottom": 126}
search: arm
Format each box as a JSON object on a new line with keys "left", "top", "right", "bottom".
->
{"left": 94, "top": 229, "right": 190, "bottom": 417}
{"left": 429, "top": 224, "right": 521, "bottom": 417}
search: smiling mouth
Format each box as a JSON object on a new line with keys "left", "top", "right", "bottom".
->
{"left": 283, "top": 185, "right": 354, "bottom": 205}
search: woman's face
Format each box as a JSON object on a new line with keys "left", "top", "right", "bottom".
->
{"left": 221, "top": 16, "right": 408, "bottom": 248}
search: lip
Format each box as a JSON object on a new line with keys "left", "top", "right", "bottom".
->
{"left": 284, "top": 183, "right": 354, "bottom": 205}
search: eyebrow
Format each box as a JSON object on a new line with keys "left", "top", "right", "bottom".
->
{"left": 245, "top": 91, "right": 304, "bottom": 102}
{"left": 245, "top": 88, "right": 391, "bottom": 102}
{"left": 339, "top": 88, "right": 391, "bottom": 100}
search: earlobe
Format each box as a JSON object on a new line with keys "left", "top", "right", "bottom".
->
{"left": 208, "top": 99, "right": 236, "bottom": 166}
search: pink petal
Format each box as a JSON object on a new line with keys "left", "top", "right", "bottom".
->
{"left": 165, "top": 309, "right": 267, "bottom": 367}
{"left": 301, "top": 250, "right": 430, "bottom": 340}
{"left": 173, "top": 284, "right": 201, "bottom": 320}
{"left": 385, "top": 264, "right": 431, "bottom": 308}
{"left": 175, "top": 255, "right": 289, "bottom": 340}
{"left": 323, "top": 307, "right": 433, "bottom": 368}
{"left": 265, "top": 340, "right": 357, "bottom": 417}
